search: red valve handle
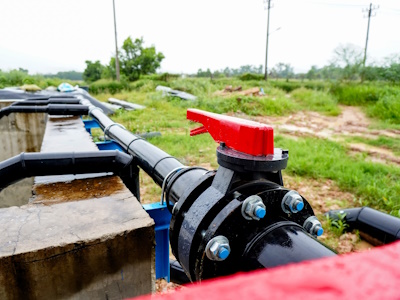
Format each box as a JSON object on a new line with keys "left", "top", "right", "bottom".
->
{"left": 187, "top": 108, "right": 274, "bottom": 156}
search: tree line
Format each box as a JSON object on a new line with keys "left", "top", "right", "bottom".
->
{"left": 83, "top": 36, "right": 164, "bottom": 82}
{"left": 197, "top": 44, "right": 400, "bottom": 84}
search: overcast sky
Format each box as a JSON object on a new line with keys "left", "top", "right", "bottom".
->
{"left": 1, "top": 0, "right": 399, "bottom": 75}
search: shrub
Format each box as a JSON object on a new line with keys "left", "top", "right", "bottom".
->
{"left": 367, "top": 92, "right": 400, "bottom": 124}
{"left": 291, "top": 88, "right": 340, "bottom": 116}
{"left": 239, "top": 73, "right": 264, "bottom": 81}
{"left": 330, "top": 83, "right": 380, "bottom": 105}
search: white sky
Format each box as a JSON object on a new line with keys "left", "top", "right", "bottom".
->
{"left": 0, "top": 0, "right": 399, "bottom": 74}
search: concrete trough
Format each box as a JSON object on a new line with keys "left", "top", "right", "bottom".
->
{"left": 0, "top": 108, "right": 155, "bottom": 299}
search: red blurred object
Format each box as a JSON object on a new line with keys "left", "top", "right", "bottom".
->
{"left": 133, "top": 241, "right": 400, "bottom": 300}
{"left": 187, "top": 109, "right": 274, "bottom": 156}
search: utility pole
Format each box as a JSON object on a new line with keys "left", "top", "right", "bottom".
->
{"left": 264, "top": 0, "right": 271, "bottom": 81}
{"left": 112, "top": 0, "right": 120, "bottom": 81}
{"left": 362, "top": 3, "right": 379, "bottom": 68}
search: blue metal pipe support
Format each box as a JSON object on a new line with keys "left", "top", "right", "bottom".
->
{"left": 143, "top": 202, "right": 172, "bottom": 281}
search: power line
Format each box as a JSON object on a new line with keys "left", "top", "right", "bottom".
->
{"left": 282, "top": 0, "right": 365, "bottom": 8}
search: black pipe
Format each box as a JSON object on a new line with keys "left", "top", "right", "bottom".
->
{"left": 11, "top": 99, "right": 81, "bottom": 106}
{"left": 243, "top": 222, "right": 336, "bottom": 271}
{"left": 170, "top": 259, "right": 191, "bottom": 284}
{"left": 326, "top": 207, "right": 400, "bottom": 245}
{"left": 87, "top": 103, "right": 206, "bottom": 203}
{"left": 0, "top": 150, "right": 132, "bottom": 192}
{"left": 0, "top": 104, "right": 89, "bottom": 119}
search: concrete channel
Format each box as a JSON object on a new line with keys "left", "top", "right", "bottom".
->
{"left": 0, "top": 101, "right": 155, "bottom": 299}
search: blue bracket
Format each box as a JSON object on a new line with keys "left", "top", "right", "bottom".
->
{"left": 143, "top": 202, "right": 172, "bottom": 282}
{"left": 83, "top": 119, "right": 100, "bottom": 134}
{"left": 96, "top": 141, "right": 125, "bottom": 152}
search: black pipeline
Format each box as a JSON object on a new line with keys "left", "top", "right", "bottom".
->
{"left": 0, "top": 150, "right": 132, "bottom": 192}
{"left": 11, "top": 98, "right": 81, "bottom": 106}
{"left": 86, "top": 104, "right": 206, "bottom": 204}
{"left": 0, "top": 104, "right": 89, "bottom": 119}
{"left": 326, "top": 207, "right": 400, "bottom": 245}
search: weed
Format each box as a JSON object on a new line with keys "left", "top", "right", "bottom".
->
{"left": 329, "top": 83, "right": 381, "bottom": 105}
{"left": 367, "top": 91, "right": 400, "bottom": 124}
{"left": 326, "top": 213, "right": 349, "bottom": 236}
{"left": 348, "top": 136, "right": 400, "bottom": 156}
{"left": 291, "top": 88, "right": 341, "bottom": 116}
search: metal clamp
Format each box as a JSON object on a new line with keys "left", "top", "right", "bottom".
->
{"left": 160, "top": 166, "right": 188, "bottom": 205}
{"left": 104, "top": 123, "right": 126, "bottom": 141}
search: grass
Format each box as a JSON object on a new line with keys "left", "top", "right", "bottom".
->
{"left": 275, "top": 135, "right": 400, "bottom": 216}
{"left": 291, "top": 87, "right": 341, "bottom": 116}
{"left": 367, "top": 91, "right": 400, "bottom": 124}
{"left": 325, "top": 212, "right": 349, "bottom": 236}
{"left": 347, "top": 136, "right": 400, "bottom": 156}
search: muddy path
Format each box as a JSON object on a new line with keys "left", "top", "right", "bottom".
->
{"left": 254, "top": 106, "right": 400, "bottom": 166}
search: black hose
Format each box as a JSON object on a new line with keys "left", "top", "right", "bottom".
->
{"left": 326, "top": 207, "right": 400, "bottom": 245}
{"left": 0, "top": 104, "right": 89, "bottom": 119}
{"left": 11, "top": 99, "right": 81, "bottom": 106}
{"left": 0, "top": 150, "right": 132, "bottom": 192}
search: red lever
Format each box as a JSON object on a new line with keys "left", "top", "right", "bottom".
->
{"left": 187, "top": 108, "right": 274, "bottom": 156}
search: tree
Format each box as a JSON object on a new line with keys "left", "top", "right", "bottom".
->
{"left": 381, "top": 54, "right": 400, "bottom": 84}
{"left": 197, "top": 68, "right": 212, "bottom": 78}
{"left": 18, "top": 68, "right": 28, "bottom": 74}
{"left": 331, "top": 44, "right": 363, "bottom": 81}
{"left": 118, "top": 37, "right": 164, "bottom": 81}
{"left": 83, "top": 60, "right": 104, "bottom": 82}
{"left": 103, "top": 57, "right": 117, "bottom": 80}
{"left": 271, "top": 63, "right": 294, "bottom": 80}
{"left": 306, "top": 65, "right": 319, "bottom": 81}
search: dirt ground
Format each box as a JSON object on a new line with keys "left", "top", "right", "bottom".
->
{"left": 254, "top": 105, "right": 400, "bottom": 166}
{"left": 156, "top": 279, "right": 184, "bottom": 294}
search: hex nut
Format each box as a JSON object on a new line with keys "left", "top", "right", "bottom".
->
{"left": 241, "top": 195, "right": 266, "bottom": 221}
{"left": 205, "top": 236, "right": 231, "bottom": 261}
{"left": 281, "top": 190, "right": 304, "bottom": 214}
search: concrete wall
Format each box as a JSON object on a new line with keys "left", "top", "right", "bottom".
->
{"left": 0, "top": 113, "right": 156, "bottom": 299}
{"left": 0, "top": 191, "right": 155, "bottom": 300}
{"left": 0, "top": 100, "right": 47, "bottom": 207}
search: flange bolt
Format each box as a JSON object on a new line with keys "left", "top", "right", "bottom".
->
{"left": 241, "top": 195, "right": 266, "bottom": 221}
{"left": 281, "top": 190, "right": 304, "bottom": 214}
{"left": 303, "top": 216, "right": 324, "bottom": 237}
{"left": 205, "top": 236, "right": 231, "bottom": 261}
